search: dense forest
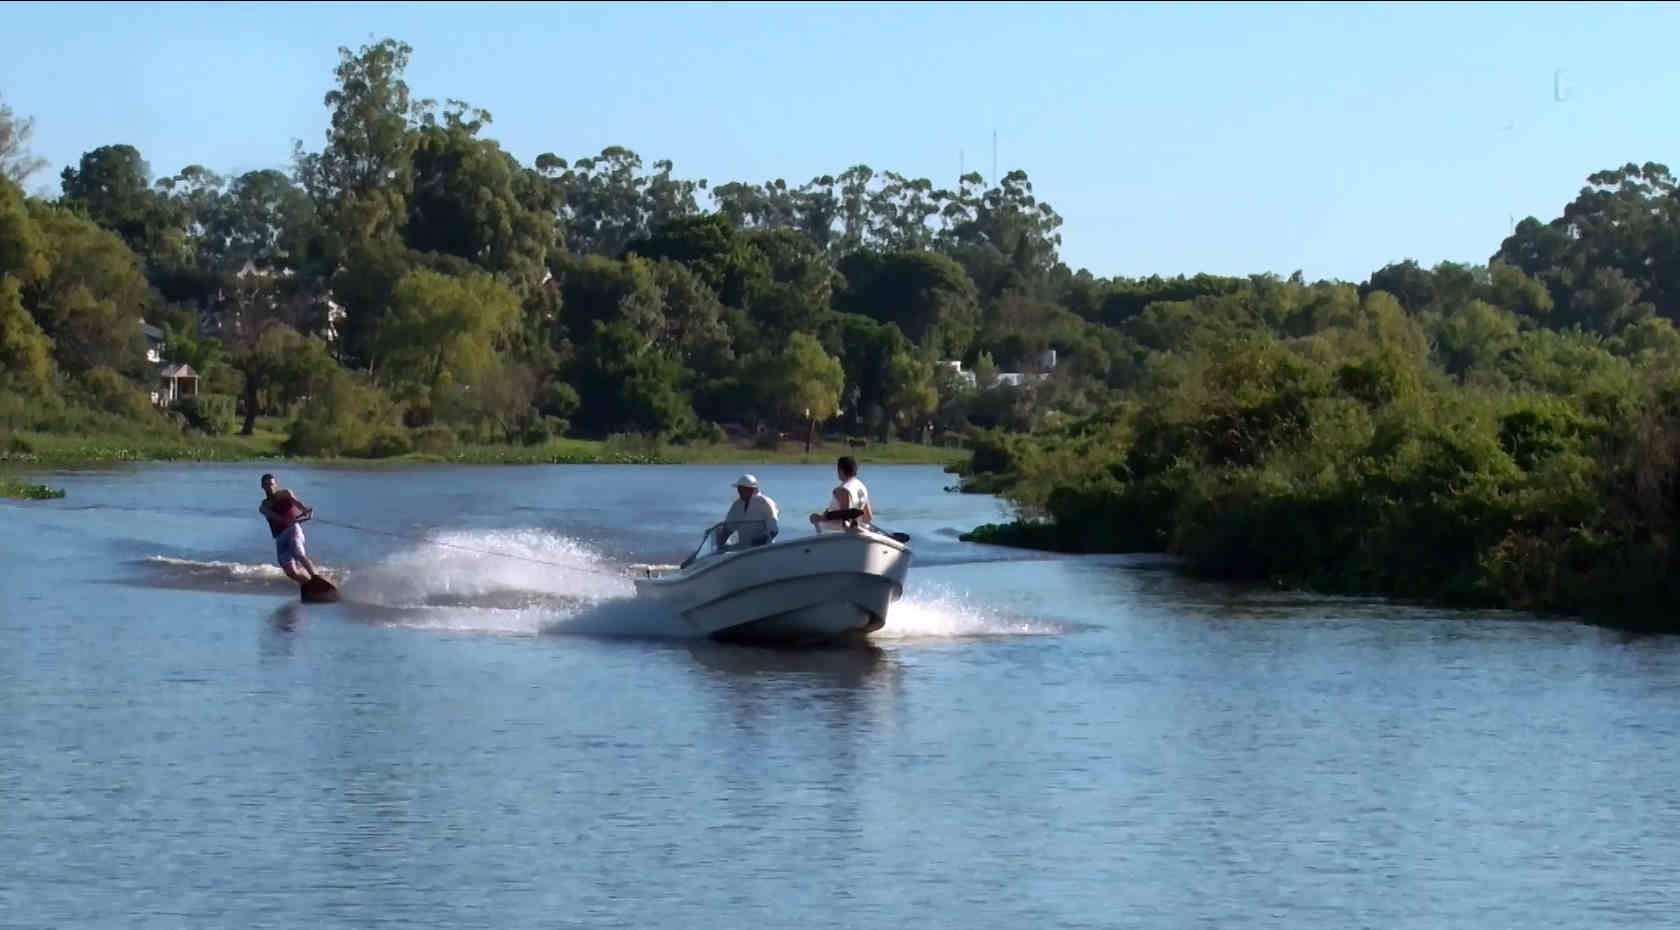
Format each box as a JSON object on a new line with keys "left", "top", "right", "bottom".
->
{"left": 4, "top": 37, "right": 1680, "bottom": 624}
{"left": 0, "top": 38, "right": 1085, "bottom": 458}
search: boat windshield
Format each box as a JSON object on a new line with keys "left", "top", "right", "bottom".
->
{"left": 679, "top": 518, "right": 777, "bottom": 568}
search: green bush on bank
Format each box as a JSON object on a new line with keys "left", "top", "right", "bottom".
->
{"left": 959, "top": 301, "right": 1680, "bottom": 625}
{"left": 176, "top": 394, "right": 236, "bottom": 436}
{"left": 0, "top": 477, "right": 65, "bottom": 500}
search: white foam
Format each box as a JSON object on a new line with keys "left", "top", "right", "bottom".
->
{"left": 874, "top": 580, "right": 1070, "bottom": 640}
{"left": 350, "top": 528, "right": 636, "bottom": 609}
{"left": 145, "top": 555, "right": 292, "bottom": 581}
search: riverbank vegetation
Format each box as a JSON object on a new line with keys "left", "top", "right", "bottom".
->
{"left": 1, "top": 43, "right": 1081, "bottom": 470}
{"left": 956, "top": 162, "right": 1680, "bottom": 625}
{"left": 0, "top": 476, "right": 64, "bottom": 499}
{"left": 3, "top": 41, "right": 1678, "bottom": 624}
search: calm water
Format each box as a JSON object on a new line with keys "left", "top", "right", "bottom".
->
{"left": 3, "top": 462, "right": 1679, "bottom": 929}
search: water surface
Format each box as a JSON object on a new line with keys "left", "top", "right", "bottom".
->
{"left": 3, "top": 462, "right": 1678, "bottom": 928}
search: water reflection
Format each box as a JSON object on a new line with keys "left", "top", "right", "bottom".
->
{"left": 680, "top": 640, "right": 905, "bottom": 880}
{"left": 682, "top": 640, "right": 894, "bottom": 690}
{"left": 262, "top": 604, "right": 303, "bottom": 658}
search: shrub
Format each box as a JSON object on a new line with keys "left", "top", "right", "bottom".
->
{"left": 175, "top": 394, "right": 235, "bottom": 436}
{"left": 79, "top": 367, "right": 156, "bottom": 422}
{"left": 361, "top": 429, "right": 413, "bottom": 459}
{"left": 411, "top": 425, "right": 459, "bottom": 456}
{"left": 284, "top": 371, "right": 395, "bottom": 457}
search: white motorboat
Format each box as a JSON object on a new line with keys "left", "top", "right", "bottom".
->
{"left": 635, "top": 515, "right": 912, "bottom": 645}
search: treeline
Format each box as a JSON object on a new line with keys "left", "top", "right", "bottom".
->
{"left": 957, "top": 161, "right": 1680, "bottom": 625}
{"left": 0, "top": 39, "right": 1115, "bottom": 458}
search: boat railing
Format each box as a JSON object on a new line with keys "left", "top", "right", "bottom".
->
{"left": 678, "top": 519, "right": 777, "bottom": 569}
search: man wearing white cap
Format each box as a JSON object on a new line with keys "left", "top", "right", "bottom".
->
{"left": 716, "top": 474, "right": 780, "bottom": 549}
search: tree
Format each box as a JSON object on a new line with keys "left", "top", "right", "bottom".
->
{"left": 570, "top": 319, "right": 695, "bottom": 437}
{"left": 649, "top": 258, "right": 732, "bottom": 371}
{"left": 1492, "top": 163, "right": 1680, "bottom": 326}
{"left": 935, "top": 170, "right": 1064, "bottom": 298}
{"left": 0, "top": 177, "right": 48, "bottom": 284}
{"left": 0, "top": 95, "right": 48, "bottom": 186}
{"left": 59, "top": 144, "right": 185, "bottom": 266}
{"left": 294, "top": 37, "right": 419, "bottom": 254}
{"left": 550, "top": 252, "right": 662, "bottom": 340}
{"left": 1363, "top": 260, "right": 1437, "bottom": 313}
{"left": 624, "top": 212, "right": 769, "bottom": 309}
{"left": 837, "top": 249, "right": 979, "bottom": 357}
{"left": 882, "top": 351, "right": 937, "bottom": 441}
{"left": 817, "top": 312, "right": 911, "bottom": 433}
{"left": 1433, "top": 299, "right": 1521, "bottom": 379}
{"left": 376, "top": 269, "right": 522, "bottom": 416}
{"left": 208, "top": 169, "right": 322, "bottom": 273}
{"left": 537, "top": 146, "right": 706, "bottom": 256}
{"left": 22, "top": 202, "right": 153, "bottom": 377}
{"left": 744, "top": 227, "right": 833, "bottom": 341}
{"left": 229, "top": 323, "right": 337, "bottom": 435}
{"left": 406, "top": 107, "right": 555, "bottom": 285}
{"left": 0, "top": 276, "right": 54, "bottom": 393}
{"left": 750, "top": 332, "right": 844, "bottom": 451}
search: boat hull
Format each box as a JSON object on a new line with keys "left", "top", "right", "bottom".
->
{"left": 635, "top": 531, "right": 910, "bottom": 645}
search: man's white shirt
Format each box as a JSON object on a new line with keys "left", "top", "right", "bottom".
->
{"left": 725, "top": 494, "right": 779, "bottom": 539}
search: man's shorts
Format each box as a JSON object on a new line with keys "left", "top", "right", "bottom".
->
{"left": 275, "top": 524, "right": 308, "bottom": 567}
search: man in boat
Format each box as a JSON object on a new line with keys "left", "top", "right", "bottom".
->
{"left": 259, "top": 473, "right": 322, "bottom": 584}
{"left": 718, "top": 474, "right": 779, "bottom": 549}
{"left": 811, "top": 455, "right": 872, "bottom": 532}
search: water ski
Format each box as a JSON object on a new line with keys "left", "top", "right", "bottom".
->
{"left": 300, "top": 576, "right": 340, "bottom": 603}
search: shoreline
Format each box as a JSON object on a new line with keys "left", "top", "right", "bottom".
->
{"left": 0, "top": 430, "right": 970, "bottom": 470}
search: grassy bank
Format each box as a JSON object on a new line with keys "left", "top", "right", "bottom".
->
{"left": 1, "top": 427, "right": 968, "bottom": 469}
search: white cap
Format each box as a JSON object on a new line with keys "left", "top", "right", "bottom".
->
{"left": 733, "top": 474, "right": 758, "bottom": 489}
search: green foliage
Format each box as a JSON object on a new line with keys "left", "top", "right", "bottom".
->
{"left": 406, "top": 115, "right": 554, "bottom": 285}
{"left": 283, "top": 369, "right": 396, "bottom": 456}
{"left": 624, "top": 212, "right": 770, "bottom": 309}
{"left": 749, "top": 331, "right": 844, "bottom": 430}
{"left": 570, "top": 319, "right": 696, "bottom": 438}
{"left": 837, "top": 249, "right": 979, "bottom": 358}
{"left": 377, "top": 267, "right": 521, "bottom": 412}
{"left": 78, "top": 366, "right": 157, "bottom": 421}
{"left": 0, "top": 477, "right": 64, "bottom": 500}
{"left": 1, "top": 95, "right": 49, "bottom": 186}
{"left": 0, "top": 274, "right": 54, "bottom": 393}
{"left": 363, "top": 428, "right": 413, "bottom": 459}
{"left": 59, "top": 144, "right": 187, "bottom": 265}
{"left": 21, "top": 202, "right": 152, "bottom": 377}
{"left": 176, "top": 393, "right": 235, "bottom": 436}
{"left": 410, "top": 423, "right": 459, "bottom": 456}
{"left": 882, "top": 351, "right": 938, "bottom": 439}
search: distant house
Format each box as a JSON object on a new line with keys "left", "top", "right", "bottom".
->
{"left": 140, "top": 322, "right": 165, "bottom": 365}
{"left": 201, "top": 260, "right": 346, "bottom": 344}
{"left": 937, "top": 359, "right": 977, "bottom": 389}
{"left": 938, "top": 348, "right": 1058, "bottom": 390}
{"left": 140, "top": 321, "right": 168, "bottom": 405}
{"left": 139, "top": 321, "right": 201, "bottom": 406}
{"left": 157, "top": 364, "right": 199, "bottom": 406}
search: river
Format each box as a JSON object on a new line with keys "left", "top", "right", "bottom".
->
{"left": 3, "top": 462, "right": 1678, "bottom": 928}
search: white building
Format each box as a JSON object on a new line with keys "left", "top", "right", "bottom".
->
{"left": 938, "top": 348, "right": 1057, "bottom": 390}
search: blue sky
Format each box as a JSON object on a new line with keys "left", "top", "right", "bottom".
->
{"left": 4, "top": 1, "right": 1676, "bottom": 282}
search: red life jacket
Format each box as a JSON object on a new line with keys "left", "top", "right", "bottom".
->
{"left": 265, "top": 495, "right": 302, "bottom": 537}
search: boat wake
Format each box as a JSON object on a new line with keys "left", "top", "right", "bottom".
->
{"left": 143, "top": 555, "right": 302, "bottom": 591}
{"left": 875, "top": 580, "right": 1076, "bottom": 640}
{"left": 144, "top": 529, "right": 1071, "bottom": 642}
